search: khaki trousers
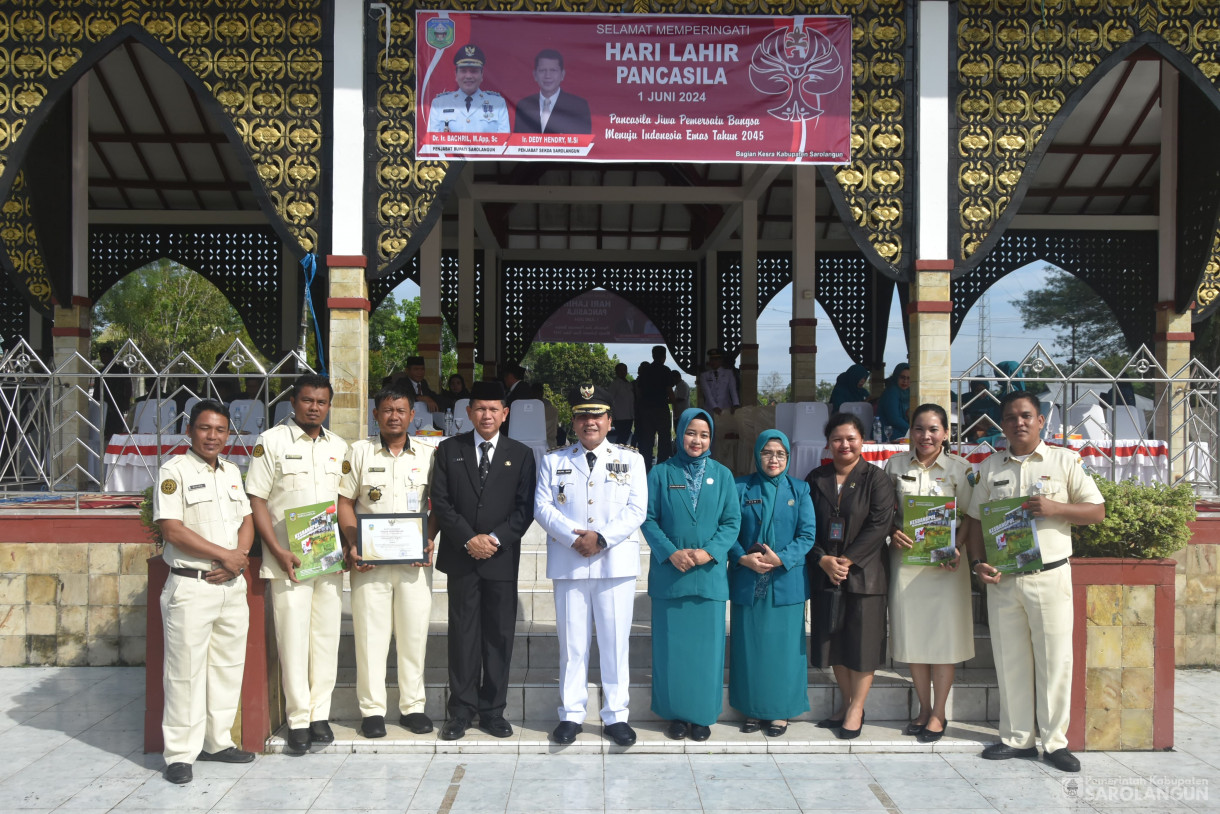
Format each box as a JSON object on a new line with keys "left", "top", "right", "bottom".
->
{"left": 986, "top": 564, "right": 1074, "bottom": 753}
{"left": 161, "top": 573, "right": 248, "bottom": 765}
{"left": 269, "top": 571, "right": 343, "bottom": 728}
{"left": 351, "top": 564, "right": 433, "bottom": 717}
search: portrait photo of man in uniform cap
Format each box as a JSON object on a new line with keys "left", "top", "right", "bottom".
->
{"left": 427, "top": 43, "right": 510, "bottom": 134}
{"left": 513, "top": 48, "right": 592, "bottom": 135}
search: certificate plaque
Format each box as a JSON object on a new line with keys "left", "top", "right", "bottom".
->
{"left": 356, "top": 512, "right": 428, "bottom": 565}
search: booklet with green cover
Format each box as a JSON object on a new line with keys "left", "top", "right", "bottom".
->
{"left": 284, "top": 500, "right": 344, "bottom": 580}
{"left": 900, "top": 495, "right": 957, "bottom": 566}
{"left": 979, "top": 495, "right": 1043, "bottom": 574}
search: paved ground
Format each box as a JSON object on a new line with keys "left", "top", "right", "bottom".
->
{"left": 0, "top": 666, "right": 1215, "bottom": 813}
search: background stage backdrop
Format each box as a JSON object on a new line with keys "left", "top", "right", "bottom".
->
{"left": 415, "top": 11, "right": 851, "bottom": 164}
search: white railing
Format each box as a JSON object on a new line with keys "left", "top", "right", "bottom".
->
{"left": 0, "top": 337, "right": 312, "bottom": 493}
{"left": 953, "top": 343, "right": 1218, "bottom": 494}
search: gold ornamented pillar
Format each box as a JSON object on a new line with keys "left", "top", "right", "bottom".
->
{"left": 326, "top": 257, "right": 369, "bottom": 442}
{"left": 790, "top": 166, "right": 817, "bottom": 400}
{"left": 909, "top": 260, "right": 953, "bottom": 411}
{"left": 419, "top": 223, "right": 444, "bottom": 388}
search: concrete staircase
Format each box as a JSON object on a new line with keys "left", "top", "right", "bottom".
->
{"left": 266, "top": 523, "right": 1002, "bottom": 754}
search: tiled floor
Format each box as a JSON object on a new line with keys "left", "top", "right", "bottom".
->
{"left": 0, "top": 666, "right": 1217, "bottom": 812}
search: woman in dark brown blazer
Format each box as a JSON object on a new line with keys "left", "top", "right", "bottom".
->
{"left": 805, "top": 412, "right": 893, "bottom": 739}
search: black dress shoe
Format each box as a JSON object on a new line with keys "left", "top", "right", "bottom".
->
{"left": 688, "top": 724, "right": 712, "bottom": 742}
{"left": 982, "top": 742, "right": 1039, "bottom": 760}
{"left": 765, "top": 721, "right": 788, "bottom": 737}
{"left": 309, "top": 720, "right": 334, "bottom": 744}
{"left": 604, "top": 722, "right": 637, "bottom": 747}
{"left": 478, "top": 716, "right": 513, "bottom": 738}
{"left": 551, "top": 721, "right": 582, "bottom": 744}
{"left": 400, "top": 712, "right": 434, "bottom": 734}
{"left": 665, "top": 720, "right": 689, "bottom": 740}
{"left": 816, "top": 716, "right": 844, "bottom": 729}
{"left": 197, "top": 747, "right": 255, "bottom": 763}
{"left": 164, "top": 762, "right": 192, "bottom": 784}
{"left": 284, "top": 727, "right": 310, "bottom": 755}
{"left": 903, "top": 721, "right": 926, "bottom": 736}
{"left": 741, "top": 719, "right": 762, "bottom": 734}
{"left": 917, "top": 725, "right": 945, "bottom": 744}
{"left": 1044, "top": 748, "right": 1081, "bottom": 773}
{"left": 361, "top": 715, "right": 387, "bottom": 739}
{"left": 440, "top": 717, "right": 469, "bottom": 741}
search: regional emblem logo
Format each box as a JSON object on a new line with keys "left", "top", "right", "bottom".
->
{"left": 426, "top": 18, "right": 455, "bottom": 50}
{"left": 748, "top": 21, "right": 845, "bottom": 123}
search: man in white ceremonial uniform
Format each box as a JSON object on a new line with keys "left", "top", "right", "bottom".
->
{"left": 534, "top": 384, "right": 647, "bottom": 747}
{"left": 697, "top": 348, "right": 739, "bottom": 415}
{"left": 964, "top": 390, "right": 1105, "bottom": 773}
{"left": 338, "top": 384, "right": 437, "bottom": 739}
{"left": 245, "top": 374, "right": 348, "bottom": 755}
{"left": 426, "top": 44, "right": 509, "bottom": 133}
{"left": 154, "top": 399, "right": 254, "bottom": 785}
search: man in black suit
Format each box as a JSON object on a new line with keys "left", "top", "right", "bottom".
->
{"left": 513, "top": 49, "right": 592, "bottom": 135}
{"left": 431, "top": 381, "right": 537, "bottom": 740}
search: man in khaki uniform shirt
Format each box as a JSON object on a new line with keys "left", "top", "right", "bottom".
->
{"left": 964, "top": 390, "right": 1105, "bottom": 773}
{"left": 245, "top": 374, "right": 348, "bottom": 755}
{"left": 338, "top": 385, "right": 437, "bottom": 739}
{"left": 153, "top": 400, "right": 254, "bottom": 785}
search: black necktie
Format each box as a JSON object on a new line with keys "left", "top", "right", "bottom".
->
{"left": 479, "top": 440, "right": 491, "bottom": 483}
{"left": 586, "top": 451, "right": 596, "bottom": 470}
{"left": 465, "top": 96, "right": 472, "bottom": 111}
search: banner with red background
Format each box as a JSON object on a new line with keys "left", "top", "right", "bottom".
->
{"left": 415, "top": 11, "right": 851, "bottom": 164}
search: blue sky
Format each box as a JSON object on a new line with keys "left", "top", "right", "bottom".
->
{"left": 391, "top": 261, "right": 1058, "bottom": 385}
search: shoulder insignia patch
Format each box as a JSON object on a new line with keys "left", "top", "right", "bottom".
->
{"left": 342, "top": 460, "right": 352, "bottom": 474}
{"left": 160, "top": 479, "right": 178, "bottom": 495}
{"left": 967, "top": 470, "right": 979, "bottom": 486}
{"left": 616, "top": 444, "right": 639, "bottom": 452}
{"left": 252, "top": 444, "right": 264, "bottom": 458}
{"left": 548, "top": 444, "right": 567, "bottom": 452}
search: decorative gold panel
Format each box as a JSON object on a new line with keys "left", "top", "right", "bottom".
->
{"left": 0, "top": 171, "right": 49, "bottom": 305}
{"left": 373, "top": 0, "right": 911, "bottom": 278}
{"left": 955, "top": 0, "right": 1220, "bottom": 262}
{"left": 0, "top": 0, "right": 324, "bottom": 308}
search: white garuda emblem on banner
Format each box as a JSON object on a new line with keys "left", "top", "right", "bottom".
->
{"left": 748, "top": 21, "right": 844, "bottom": 123}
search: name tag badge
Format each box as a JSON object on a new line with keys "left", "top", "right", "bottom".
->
{"left": 829, "top": 519, "right": 845, "bottom": 542}
{"left": 744, "top": 499, "right": 762, "bottom": 505}
{"left": 407, "top": 492, "right": 420, "bottom": 512}
{"left": 900, "top": 475, "right": 917, "bottom": 482}
{"left": 669, "top": 484, "right": 686, "bottom": 489}
{"left": 369, "top": 466, "right": 386, "bottom": 473}
{"left": 188, "top": 483, "right": 206, "bottom": 491}
{"left": 285, "top": 454, "right": 302, "bottom": 460}
{"left": 557, "top": 468, "right": 572, "bottom": 475}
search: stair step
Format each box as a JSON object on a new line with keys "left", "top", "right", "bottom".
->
{"left": 265, "top": 717, "right": 1001, "bottom": 755}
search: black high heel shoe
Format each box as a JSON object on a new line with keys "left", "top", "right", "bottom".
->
{"left": 835, "top": 710, "right": 866, "bottom": 740}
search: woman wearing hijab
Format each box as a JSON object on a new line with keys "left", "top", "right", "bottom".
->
{"left": 641, "top": 407, "right": 742, "bottom": 741}
{"left": 728, "top": 430, "right": 817, "bottom": 736}
{"left": 830, "top": 364, "right": 871, "bottom": 413}
{"left": 877, "top": 362, "right": 912, "bottom": 438}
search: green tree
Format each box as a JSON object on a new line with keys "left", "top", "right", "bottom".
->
{"left": 521, "top": 342, "right": 619, "bottom": 427}
{"left": 93, "top": 259, "right": 265, "bottom": 370}
{"left": 1014, "top": 267, "right": 1130, "bottom": 361}
{"left": 368, "top": 295, "right": 458, "bottom": 392}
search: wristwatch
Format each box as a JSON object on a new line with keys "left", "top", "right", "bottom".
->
{"left": 971, "top": 558, "right": 985, "bottom": 573}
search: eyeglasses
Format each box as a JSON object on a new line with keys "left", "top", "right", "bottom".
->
{"left": 760, "top": 451, "right": 788, "bottom": 460}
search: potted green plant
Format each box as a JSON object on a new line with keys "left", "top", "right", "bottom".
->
{"left": 1068, "top": 474, "right": 1193, "bottom": 752}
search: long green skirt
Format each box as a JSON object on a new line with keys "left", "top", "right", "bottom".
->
{"left": 651, "top": 595, "right": 726, "bottom": 726}
{"left": 728, "top": 583, "right": 810, "bottom": 721}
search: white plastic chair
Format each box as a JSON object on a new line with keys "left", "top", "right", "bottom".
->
{"left": 774, "top": 402, "right": 797, "bottom": 439}
{"left": 1078, "top": 405, "right": 1110, "bottom": 441}
{"left": 1040, "top": 403, "right": 1062, "bottom": 440}
{"left": 839, "top": 401, "right": 874, "bottom": 430}
{"left": 788, "top": 401, "right": 829, "bottom": 480}
{"left": 271, "top": 400, "right": 293, "bottom": 427}
{"left": 410, "top": 406, "right": 433, "bottom": 434}
{"left": 507, "top": 398, "right": 550, "bottom": 464}
{"left": 1113, "top": 406, "right": 1146, "bottom": 440}
{"left": 452, "top": 398, "right": 471, "bottom": 433}
{"left": 228, "top": 398, "right": 267, "bottom": 435}
{"left": 132, "top": 398, "right": 176, "bottom": 434}
{"left": 178, "top": 396, "right": 201, "bottom": 433}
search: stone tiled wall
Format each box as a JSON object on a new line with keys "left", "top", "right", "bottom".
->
{"left": 1083, "top": 584, "right": 1157, "bottom": 750}
{"left": 1174, "top": 541, "right": 1219, "bottom": 667}
{"left": 0, "top": 514, "right": 154, "bottom": 667}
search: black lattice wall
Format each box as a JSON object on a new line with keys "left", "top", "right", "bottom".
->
{"left": 0, "top": 269, "right": 29, "bottom": 348}
{"left": 954, "top": 231, "right": 1157, "bottom": 350}
{"left": 368, "top": 252, "right": 483, "bottom": 360}
{"left": 89, "top": 226, "right": 287, "bottom": 359}
{"left": 719, "top": 252, "right": 896, "bottom": 368}
{"left": 501, "top": 263, "right": 698, "bottom": 373}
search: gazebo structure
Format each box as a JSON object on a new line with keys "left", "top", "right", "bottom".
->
{"left": 0, "top": 0, "right": 1212, "bottom": 448}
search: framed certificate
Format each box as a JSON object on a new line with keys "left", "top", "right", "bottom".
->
{"left": 356, "top": 512, "right": 428, "bottom": 565}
